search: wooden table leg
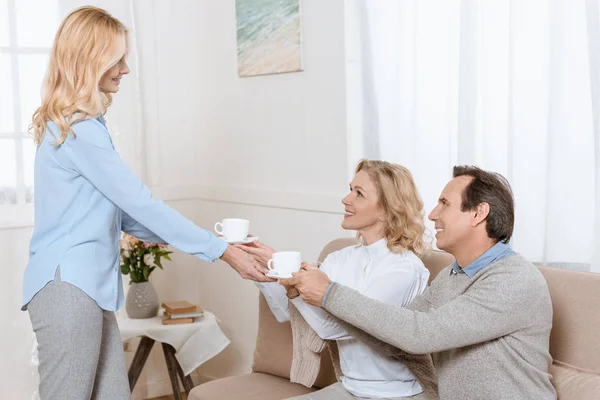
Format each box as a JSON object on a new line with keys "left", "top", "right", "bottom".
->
{"left": 128, "top": 336, "right": 155, "bottom": 391}
{"left": 162, "top": 342, "right": 183, "bottom": 400}
{"left": 171, "top": 348, "right": 195, "bottom": 394}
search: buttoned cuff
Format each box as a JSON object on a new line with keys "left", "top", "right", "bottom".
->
{"left": 206, "top": 236, "right": 229, "bottom": 263}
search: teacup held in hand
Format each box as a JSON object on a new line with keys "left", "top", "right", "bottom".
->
{"left": 266, "top": 251, "right": 302, "bottom": 279}
{"left": 214, "top": 218, "right": 249, "bottom": 242}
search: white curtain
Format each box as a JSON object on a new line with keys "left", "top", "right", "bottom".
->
{"left": 347, "top": 0, "right": 600, "bottom": 272}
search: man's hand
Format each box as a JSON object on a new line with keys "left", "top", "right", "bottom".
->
{"left": 279, "top": 263, "right": 332, "bottom": 307}
{"left": 220, "top": 245, "right": 275, "bottom": 282}
{"left": 234, "top": 240, "right": 276, "bottom": 269}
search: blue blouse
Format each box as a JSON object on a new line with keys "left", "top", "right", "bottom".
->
{"left": 23, "top": 116, "right": 227, "bottom": 311}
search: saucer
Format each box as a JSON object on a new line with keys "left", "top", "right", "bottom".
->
{"left": 222, "top": 236, "right": 259, "bottom": 245}
{"left": 266, "top": 270, "right": 293, "bottom": 279}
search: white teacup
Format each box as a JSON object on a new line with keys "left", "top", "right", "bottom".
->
{"left": 267, "top": 251, "right": 302, "bottom": 278}
{"left": 214, "top": 218, "right": 249, "bottom": 242}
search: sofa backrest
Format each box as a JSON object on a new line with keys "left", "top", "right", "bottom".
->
{"left": 252, "top": 292, "right": 337, "bottom": 388}
{"left": 537, "top": 266, "right": 600, "bottom": 399}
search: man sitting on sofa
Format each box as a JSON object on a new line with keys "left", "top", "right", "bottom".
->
{"left": 284, "top": 166, "right": 557, "bottom": 400}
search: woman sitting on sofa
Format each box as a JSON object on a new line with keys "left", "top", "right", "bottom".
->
{"left": 239, "top": 159, "right": 432, "bottom": 400}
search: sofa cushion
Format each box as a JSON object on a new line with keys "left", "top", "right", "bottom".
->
{"left": 550, "top": 362, "right": 600, "bottom": 400}
{"left": 188, "top": 372, "right": 317, "bottom": 400}
{"left": 252, "top": 293, "right": 337, "bottom": 388}
{"left": 538, "top": 266, "right": 600, "bottom": 372}
{"left": 251, "top": 295, "right": 294, "bottom": 379}
{"left": 419, "top": 249, "right": 455, "bottom": 283}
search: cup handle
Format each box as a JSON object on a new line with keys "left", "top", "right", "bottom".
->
{"left": 214, "top": 222, "right": 224, "bottom": 236}
{"left": 267, "top": 259, "right": 275, "bottom": 270}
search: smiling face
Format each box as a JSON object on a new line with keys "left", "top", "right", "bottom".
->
{"left": 428, "top": 175, "right": 477, "bottom": 254}
{"left": 341, "top": 170, "right": 385, "bottom": 244}
{"left": 99, "top": 37, "right": 130, "bottom": 94}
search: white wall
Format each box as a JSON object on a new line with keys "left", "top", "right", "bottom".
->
{"left": 128, "top": 0, "right": 351, "bottom": 397}
{"left": 145, "top": 0, "right": 348, "bottom": 194}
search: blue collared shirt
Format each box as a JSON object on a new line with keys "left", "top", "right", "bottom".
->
{"left": 23, "top": 116, "right": 228, "bottom": 311}
{"left": 450, "top": 241, "right": 515, "bottom": 278}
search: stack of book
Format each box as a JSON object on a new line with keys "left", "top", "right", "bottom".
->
{"left": 161, "top": 301, "right": 204, "bottom": 325}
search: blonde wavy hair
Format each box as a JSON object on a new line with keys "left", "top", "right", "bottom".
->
{"left": 31, "top": 6, "right": 128, "bottom": 146}
{"left": 355, "top": 159, "right": 426, "bottom": 255}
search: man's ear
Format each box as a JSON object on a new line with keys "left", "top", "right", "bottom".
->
{"left": 472, "top": 202, "right": 490, "bottom": 227}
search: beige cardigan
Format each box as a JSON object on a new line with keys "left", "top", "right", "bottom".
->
{"left": 288, "top": 302, "right": 438, "bottom": 400}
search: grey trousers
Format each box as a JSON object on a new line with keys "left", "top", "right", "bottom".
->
{"left": 27, "top": 272, "right": 130, "bottom": 400}
{"left": 285, "top": 382, "right": 427, "bottom": 400}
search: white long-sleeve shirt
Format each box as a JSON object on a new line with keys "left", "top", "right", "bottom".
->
{"left": 256, "top": 238, "right": 429, "bottom": 398}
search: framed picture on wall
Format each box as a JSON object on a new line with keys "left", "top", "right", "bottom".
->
{"left": 235, "top": 0, "right": 304, "bottom": 77}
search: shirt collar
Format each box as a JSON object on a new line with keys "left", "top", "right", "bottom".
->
{"left": 97, "top": 115, "right": 107, "bottom": 128}
{"left": 451, "top": 241, "right": 515, "bottom": 278}
{"left": 362, "top": 238, "right": 389, "bottom": 258}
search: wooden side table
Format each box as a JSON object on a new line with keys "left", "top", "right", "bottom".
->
{"left": 128, "top": 336, "right": 194, "bottom": 399}
{"left": 117, "top": 312, "right": 230, "bottom": 400}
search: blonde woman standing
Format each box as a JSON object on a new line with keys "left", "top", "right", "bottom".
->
{"left": 241, "top": 160, "right": 432, "bottom": 399}
{"left": 23, "top": 7, "right": 271, "bottom": 399}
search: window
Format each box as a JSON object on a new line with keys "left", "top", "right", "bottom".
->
{"left": 0, "top": 0, "right": 58, "bottom": 227}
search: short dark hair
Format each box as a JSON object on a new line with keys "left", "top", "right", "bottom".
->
{"left": 453, "top": 166, "right": 514, "bottom": 243}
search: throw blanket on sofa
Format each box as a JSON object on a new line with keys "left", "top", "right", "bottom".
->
{"left": 288, "top": 302, "right": 438, "bottom": 400}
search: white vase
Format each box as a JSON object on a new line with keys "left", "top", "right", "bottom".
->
{"left": 125, "top": 281, "right": 160, "bottom": 319}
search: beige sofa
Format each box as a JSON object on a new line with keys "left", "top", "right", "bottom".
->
{"left": 190, "top": 238, "right": 600, "bottom": 400}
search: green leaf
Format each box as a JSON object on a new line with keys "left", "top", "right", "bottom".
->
{"left": 121, "top": 264, "right": 130, "bottom": 274}
{"left": 163, "top": 254, "right": 172, "bottom": 261}
{"left": 143, "top": 265, "right": 150, "bottom": 280}
{"left": 130, "top": 270, "right": 141, "bottom": 283}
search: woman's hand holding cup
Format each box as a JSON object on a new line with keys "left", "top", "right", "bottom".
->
{"left": 234, "top": 240, "right": 276, "bottom": 269}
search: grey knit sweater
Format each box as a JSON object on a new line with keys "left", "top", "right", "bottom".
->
{"left": 323, "top": 253, "right": 557, "bottom": 400}
{"left": 288, "top": 303, "right": 439, "bottom": 400}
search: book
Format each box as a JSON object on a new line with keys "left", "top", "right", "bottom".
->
{"left": 162, "top": 316, "right": 194, "bottom": 325}
{"left": 161, "top": 301, "right": 197, "bottom": 314}
{"left": 163, "top": 311, "right": 204, "bottom": 319}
